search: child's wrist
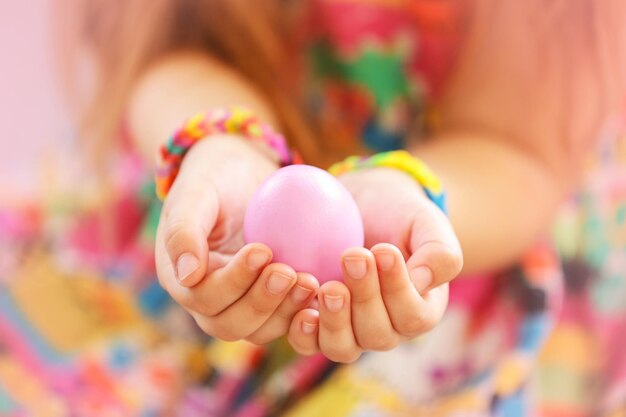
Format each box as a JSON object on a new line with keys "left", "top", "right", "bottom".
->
{"left": 183, "top": 134, "right": 280, "bottom": 175}
{"left": 329, "top": 150, "right": 447, "bottom": 214}
{"left": 155, "top": 107, "right": 298, "bottom": 201}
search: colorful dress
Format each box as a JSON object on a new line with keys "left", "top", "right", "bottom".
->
{"left": 1, "top": 1, "right": 625, "bottom": 416}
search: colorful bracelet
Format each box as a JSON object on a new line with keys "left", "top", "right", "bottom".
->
{"left": 155, "top": 107, "right": 297, "bottom": 201}
{"left": 328, "top": 150, "right": 447, "bottom": 214}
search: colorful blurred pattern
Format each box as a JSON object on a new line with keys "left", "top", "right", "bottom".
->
{"left": 1, "top": 0, "right": 626, "bottom": 416}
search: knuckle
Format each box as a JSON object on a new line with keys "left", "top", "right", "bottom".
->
{"left": 210, "top": 320, "right": 243, "bottom": 342}
{"left": 192, "top": 316, "right": 214, "bottom": 336}
{"left": 217, "top": 331, "right": 243, "bottom": 342}
{"left": 246, "top": 332, "right": 274, "bottom": 346}
{"left": 396, "top": 313, "right": 430, "bottom": 337}
{"left": 174, "top": 291, "right": 218, "bottom": 317}
{"left": 249, "top": 298, "right": 278, "bottom": 317}
{"left": 194, "top": 301, "right": 220, "bottom": 318}
{"left": 425, "top": 242, "right": 464, "bottom": 283}
{"left": 291, "top": 343, "right": 318, "bottom": 357}
{"left": 164, "top": 220, "right": 192, "bottom": 254}
{"left": 229, "top": 272, "right": 255, "bottom": 293}
{"left": 420, "top": 317, "right": 438, "bottom": 334}
{"left": 324, "top": 347, "right": 361, "bottom": 364}
{"left": 381, "top": 279, "right": 409, "bottom": 298}
{"left": 359, "top": 334, "right": 397, "bottom": 352}
{"left": 350, "top": 290, "right": 379, "bottom": 306}
{"left": 437, "top": 249, "right": 463, "bottom": 280}
{"left": 450, "top": 250, "right": 464, "bottom": 276}
{"left": 321, "top": 319, "right": 344, "bottom": 334}
{"left": 274, "top": 306, "right": 297, "bottom": 322}
{"left": 295, "top": 348, "right": 318, "bottom": 357}
{"left": 287, "top": 333, "right": 317, "bottom": 356}
{"left": 164, "top": 287, "right": 202, "bottom": 315}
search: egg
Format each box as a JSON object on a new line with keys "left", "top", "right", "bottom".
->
{"left": 244, "top": 165, "right": 364, "bottom": 283}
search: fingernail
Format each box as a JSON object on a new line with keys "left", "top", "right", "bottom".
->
{"left": 301, "top": 321, "right": 317, "bottom": 334}
{"left": 410, "top": 266, "right": 433, "bottom": 293}
{"left": 176, "top": 253, "right": 199, "bottom": 283}
{"left": 343, "top": 257, "right": 367, "bottom": 279}
{"left": 266, "top": 272, "right": 292, "bottom": 295}
{"left": 375, "top": 251, "right": 395, "bottom": 271}
{"left": 291, "top": 285, "right": 313, "bottom": 304}
{"left": 323, "top": 294, "right": 344, "bottom": 312}
{"left": 247, "top": 249, "right": 271, "bottom": 270}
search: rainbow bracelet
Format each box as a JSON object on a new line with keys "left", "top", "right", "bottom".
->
{"left": 328, "top": 150, "right": 447, "bottom": 214}
{"left": 155, "top": 107, "right": 297, "bottom": 201}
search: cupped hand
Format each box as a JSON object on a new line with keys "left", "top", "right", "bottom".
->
{"left": 287, "top": 167, "right": 463, "bottom": 362}
{"left": 155, "top": 137, "right": 318, "bottom": 343}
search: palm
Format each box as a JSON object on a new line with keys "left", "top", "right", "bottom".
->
{"left": 339, "top": 168, "right": 428, "bottom": 257}
{"left": 203, "top": 158, "right": 277, "bottom": 271}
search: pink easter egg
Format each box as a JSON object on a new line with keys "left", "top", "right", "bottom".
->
{"left": 244, "top": 165, "right": 364, "bottom": 283}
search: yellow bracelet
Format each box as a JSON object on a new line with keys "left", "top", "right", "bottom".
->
{"left": 328, "top": 150, "right": 447, "bottom": 213}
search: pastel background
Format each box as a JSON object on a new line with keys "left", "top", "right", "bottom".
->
{"left": 0, "top": 1, "right": 69, "bottom": 204}
{"left": 0, "top": 2, "right": 625, "bottom": 416}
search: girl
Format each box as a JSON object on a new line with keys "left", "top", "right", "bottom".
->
{"left": 52, "top": 0, "right": 626, "bottom": 415}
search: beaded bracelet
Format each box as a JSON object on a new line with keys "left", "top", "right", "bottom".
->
{"left": 328, "top": 150, "right": 447, "bottom": 214}
{"left": 155, "top": 107, "right": 297, "bottom": 201}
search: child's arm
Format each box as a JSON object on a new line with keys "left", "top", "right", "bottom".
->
{"left": 416, "top": 136, "right": 564, "bottom": 274}
{"left": 415, "top": 0, "right": 626, "bottom": 274}
{"left": 127, "top": 51, "right": 280, "bottom": 165}
{"left": 130, "top": 51, "right": 457, "bottom": 362}
{"left": 130, "top": 51, "right": 320, "bottom": 344}
{"left": 287, "top": 0, "right": 626, "bottom": 361}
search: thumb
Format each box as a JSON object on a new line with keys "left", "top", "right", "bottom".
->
{"left": 158, "top": 160, "right": 219, "bottom": 287}
{"left": 406, "top": 200, "right": 463, "bottom": 294}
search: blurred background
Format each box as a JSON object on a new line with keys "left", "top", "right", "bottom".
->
{"left": 1, "top": 1, "right": 625, "bottom": 416}
{"left": 0, "top": 1, "right": 70, "bottom": 204}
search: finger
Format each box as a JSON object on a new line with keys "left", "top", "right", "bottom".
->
{"left": 407, "top": 202, "right": 463, "bottom": 293}
{"left": 247, "top": 273, "right": 319, "bottom": 345}
{"left": 341, "top": 247, "right": 399, "bottom": 351}
{"left": 318, "top": 281, "right": 362, "bottom": 363}
{"left": 287, "top": 309, "right": 320, "bottom": 356}
{"left": 158, "top": 243, "right": 272, "bottom": 317}
{"left": 373, "top": 243, "right": 445, "bottom": 337}
{"left": 159, "top": 163, "right": 220, "bottom": 287}
{"left": 206, "top": 263, "right": 297, "bottom": 341}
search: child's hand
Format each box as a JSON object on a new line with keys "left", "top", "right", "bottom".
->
{"left": 155, "top": 137, "right": 319, "bottom": 343}
{"left": 287, "top": 167, "right": 463, "bottom": 363}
